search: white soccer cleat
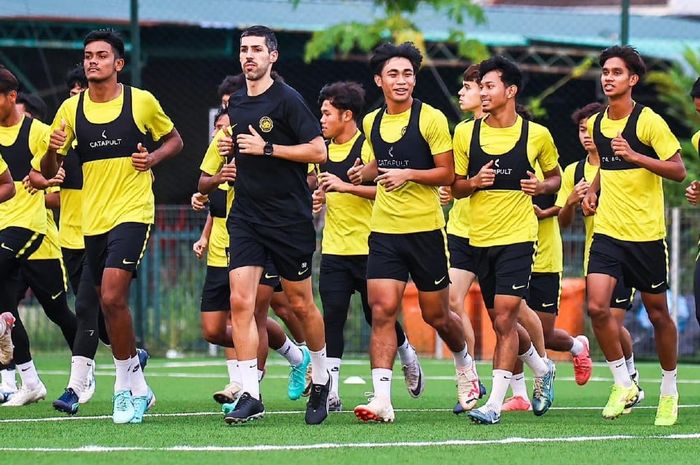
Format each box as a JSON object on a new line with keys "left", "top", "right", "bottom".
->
{"left": 354, "top": 395, "right": 395, "bottom": 423}
{"left": 0, "top": 382, "right": 17, "bottom": 404}
{"left": 2, "top": 382, "right": 47, "bottom": 407}
{"left": 0, "top": 312, "right": 16, "bottom": 365}
{"left": 78, "top": 362, "right": 96, "bottom": 404}
{"left": 456, "top": 363, "right": 481, "bottom": 411}
{"left": 401, "top": 355, "right": 425, "bottom": 398}
{"left": 213, "top": 382, "right": 242, "bottom": 405}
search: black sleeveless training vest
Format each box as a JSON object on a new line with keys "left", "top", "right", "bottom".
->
{"left": 320, "top": 133, "right": 365, "bottom": 183}
{"left": 209, "top": 188, "right": 228, "bottom": 219}
{"left": 61, "top": 147, "right": 83, "bottom": 189}
{"left": 592, "top": 103, "right": 658, "bottom": 171}
{"left": 74, "top": 85, "right": 146, "bottom": 164}
{"left": 0, "top": 116, "right": 33, "bottom": 182}
{"left": 370, "top": 99, "right": 434, "bottom": 170}
{"left": 467, "top": 116, "right": 533, "bottom": 192}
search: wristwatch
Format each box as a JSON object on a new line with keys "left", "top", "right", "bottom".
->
{"left": 264, "top": 141, "right": 274, "bottom": 157}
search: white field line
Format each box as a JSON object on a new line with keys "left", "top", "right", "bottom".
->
{"left": 2, "top": 433, "right": 700, "bottom": 453}
{"left": 1, "top": 404, "right": 699, "bottom": 424}
{"left": 35, "top": 370, "right": 700, "bottom": 385}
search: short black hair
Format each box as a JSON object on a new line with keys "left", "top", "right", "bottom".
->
{"left": 515, "top": 104, "right": 533, "bottom": 121}
{"left": 217, "top": 74, "right": 246, "bottom": 99}
{"left": 16, "top": 93, "right": 47, "bottom": 122}
{"left": 213, "top": 106, "right": 228, "bottom": 126}
{"left": 0, "top": 65, "right": 19, "bottom": 94}
{"left": 599, "top": 45, "right": 646, "bottom": 79}
{"left": 65, "top": 64, "right": 87, "bottom": 92}
{"left": 240, "top": 25, "right": 278, "bottom": 52}
{"left": 479, "top": 56, "right": 522, "bottom": 93}
{"left": 318, "top": 81, "right": 366, "bottom": 122}
{"left": 369, "top": 42, "right": 423, "bottom": 76}
{"left": 84, "top": 29, "right": 125, "bottom": 59}
{"left": 571, "top": 102, "right": 605, "bottom": 125}
{"left": 691, "top": 77, "right": 700, "bottom": 99}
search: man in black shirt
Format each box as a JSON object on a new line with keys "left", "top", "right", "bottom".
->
{"left": 211, "top": 25, "right": 329, "bottom": 425}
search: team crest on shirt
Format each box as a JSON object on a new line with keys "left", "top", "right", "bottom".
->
{"left": 259, "top": 116, "right": 274, "bottom": 133}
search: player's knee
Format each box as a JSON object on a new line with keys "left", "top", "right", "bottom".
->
{"left": 100, "top": 290, "right": 127, "bottom": 316}
{"left": 646, "top": 306, "right": 673, "bottom": 327}
{"left": 586, "top": 300, "right": 609, "bottom": 321}
{"left": 492, "top": 313, "right": 516, "bottom": 337}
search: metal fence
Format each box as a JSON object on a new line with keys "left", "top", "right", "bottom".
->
{"left": 18, "top": 204, "right": 700, "bottom": 361}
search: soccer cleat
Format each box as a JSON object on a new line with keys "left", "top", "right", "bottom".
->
{"left": 224, "top": 392, "right": 265, "bottom": 424}
{"left": 0, "top": 383, "right": 17, "bottom": 404}
{"left": 572, "top": 335, "right": 592, "bottom": 385}
{"left": 0, "top": 312, "right": 16, "bottom": 365}
{"left": 401, "top": 356, "right": 425, "bottom": 398}
{"left": 2, "top": 382, "right": 47, "bottom": 407}
{"left": 602, "top": 383, "right": 639, "bottom": 420}
{"left": 78, "top": 362, "right": 96, "bottom": 404}
{"left": 130, "top": 388, "right": 156, "bottom": 424}
{"left": 623, "top": 371, "right": 645, "bottom": 414}
{"left": 136, "top": 348, "right": 150, "bottom": 371}
{"left": 467, "top": 405, "right": 501, "bottom": 425}
{"left": 328, "top": 392, "right": 343, "bottom": 412}
{"left": 501, "top": 395, "right": 532, "bottom": 412}
{"left": 354, "top": 395, "right": 395, "bottom": 423}
{"left": 532, "top": 359, "right": 556, "bottom": 416}
{"left": 302, "top": 362, "right": 313, "bottom": 397}
{"left": 305, "top": 373, "right": 331, "bottom": 425}
{"left": 654, "top": 394, "right": 679, "bottom": 426}
{"left": 456, "top": 364, "right": 481, "bottom": 411}
{"left": 479, "top": 380, "right": 487, "bottom": 398}
{"left": 213, "top": 382, "right": 242, "bottom": 405}
{"left": 112, "top": 390, "right": 135, "bottom": 424}
{"left": 288, "top": 346, "right": 311, "bottom": 400}
{"left": 53, "top": 388, "right": 80, "bottom": 415}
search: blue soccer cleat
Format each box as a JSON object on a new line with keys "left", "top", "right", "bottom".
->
{"left": 467, "top": 405, "right": 500, "bottom": 425}
{"left": 288, "top": 346, "right": 311, "bottom": 400}
{"left": 532, "top": 359, "right": 556, "bottom": 416}
{"left": 112, "top": 390, "right": 135, "bottom": 424}
{"left": 130, "top": 387, "right": 156, "bottom": 424}
{"left": 53, "top": 388, "right": 80, "bottom": 415}
{"left": 136, "top": 348, "right": 150, "bottom": 371}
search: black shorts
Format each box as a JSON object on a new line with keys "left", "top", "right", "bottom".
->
{"left": 610, "top": 279, "right": 635, "bottom": 311}
{"left": 588, "top": 233, "right": 668, "bottom": 294}
{"left": 201, "top": 266, "right": 229, "bottom": 312}
{"left": 228, "top": 219, "right": 315, "bottom": 282}
{"left": 366, "top": 230, "right": 449, "bottom": 292}
{"left": 527, "top": 272, "right": 562, "bottom": 315}
{"left": 259, "top": 256, "right": 283, "bottom": 291}
{"left": 83, "top": 222, "right": 151, "bottom": 284}
{"left": 21, "top": 258, "right": 69, "bottom": 304}
{"left": 0, "top": 227, "right": 44, "bottom": 280}
{"left": 472, "top": 241, "right": 536, "bottom": 309}
{"left": 319, "top": 254, "right": 367, "bottom": 297}
{"left": 447, "top": 234, "right": 477, "bottom": 274}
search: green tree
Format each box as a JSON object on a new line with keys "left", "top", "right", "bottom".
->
{"left": 647, "top": 47, "right": 700, "bottom": 206}
{"left": 291, "top": 0, "right": 488, "bottom": 63}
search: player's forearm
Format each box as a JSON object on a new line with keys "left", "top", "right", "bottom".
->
{"left": 198, "top": 172, "right": 222, "bottom": 195}
{"left": 558, "top": 203, "right": 576, "bottom": 228}
{"left": 344, "top": 184, "right": 376, "bottom": 200}
{"left": 539, "top": 172, "right": 561, "bottom": 195}
{"left": 538, "top": 205, "right": 561, "bottom": 219}
{"left": 40, "top": 151, "right": 61, "bottom": 179}
{"left": 45, "top": 192, "right": 60, "bottom": 210}
{"left": 451, "top": 176, "right": 476, "bottom": 199}
{"left": 200, "top": 214, "right": 213, "bottom": 241}
{"left": 271, "top": 138, "right": 327, "bottom": 164}
{"left": 632, "top": 151, "right": 686, "bottom": 182}
{"left": 0, "top": 171, "right": 15, "bottom": 203}
{"left": 408, "top": 166, "right": 454, "bottom": 187}
{"left": 150, "top": 129, "right": 184, "bottom": 167}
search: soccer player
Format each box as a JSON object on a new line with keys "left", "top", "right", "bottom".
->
{"left": 212, "top": 25, "right": 328, "bottom": 425}
{"left": 195, "top": 106, "right": 311, "bottom": 405}
{"left": 581, "top": 46, "right": 685, "bottom": 425}
{"left": 684, "top": 77, "right": 700, "bottom": 328}
{"left": 556, "top": 102, "right": 643, "bottom": 412}
{"left": 349, "top": 42, "right": 476, "bottom": 424}
{"left": 39, "top": 30, "right": 183, "bottom": 424}
{"left": 313, "top": 81, "right": 422, "bottom": 412}
{"left": 0, "top": 66, "right": 79, "bottom": 407}
{"left": 0, "top": 155, "right": 15, "bottom": 369}
{"left": 451, "top": 56, "right": 559, "bottom": 425}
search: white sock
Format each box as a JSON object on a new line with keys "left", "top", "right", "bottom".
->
{"left": 130, "top": 354, "right": 148, "bottom": 397}
{"left": 397, "top": 339, "right": 417, "bottom": 365}
{"left": 485, "top": 369, "right": 512, "bottom": 413}
{"left": 452, "top": 345, "right": 473, "bottom": 370}
{"left": 16, "top": 360, "right": 41, "bottom": 390}
{"left": 570, "top": 337, "right": 584, "bottom": 356}
{"left": 310, "top": 346, "right": 329, "bottom": 385}
{"left": 510, "top": 372, "right": 529, "bottom": 400}
{"left": 226, "top": 359, "right": 241, "bottom": 385}
{"left": 328, "top": 357, "right": 341, "bottom": 397}
{"left": 113, "top": 357, "right": 131, "bottom": 392}
{"left": 239, "top": 358, "right": 260, "bottom": 399}
{"left": 1, "top": 368, "right": 17, "bottom": 390}
{"left": 625, "top": 355, "right": 636, "bottom": 377}
{"left": 67, "top": 356, "right": 92, "bottom": 394}
{"left": 372, "top": 368, "right": 392, "bottom": 400}
{"left": 276, "top": 338, "right": 304, "bottom": 366}
{"left": 660, "top": 369, "right": 678, "bottom": 396}
{"left": 607, "top": 357, "right": 633, "bottom": 388}
{"left": 518, "top": 344, "right": 548, "bottom": 377}
{"left": 257, "top": 369, "right": 264, "bottom": 382}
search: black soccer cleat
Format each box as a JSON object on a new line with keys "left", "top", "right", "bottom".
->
{"left": 224, "top": 392, "right": 264, "bottom": 425}
{"left": 305, "top": 372, "right": 331, "bottom": 425}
